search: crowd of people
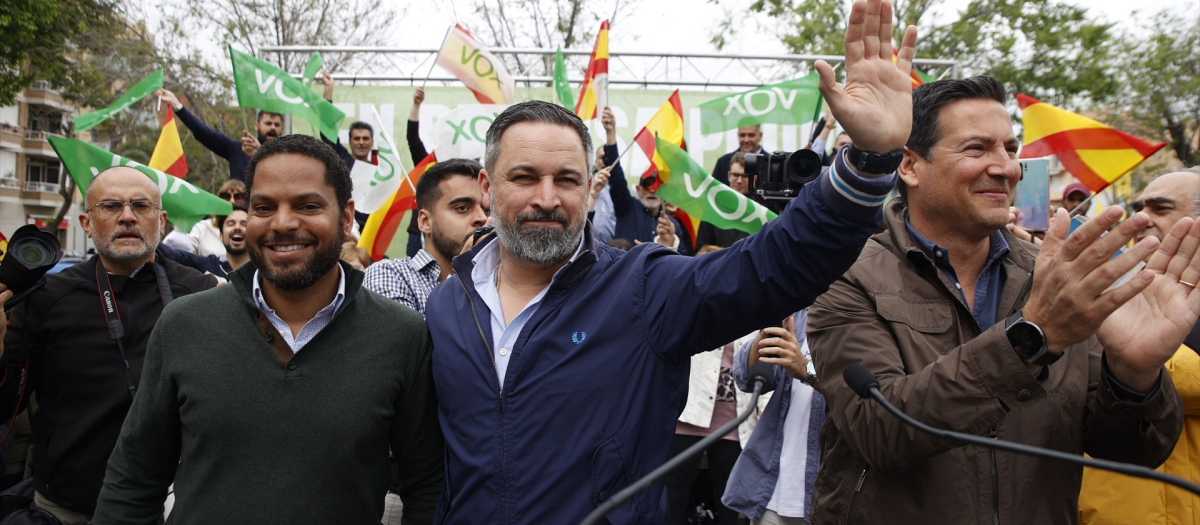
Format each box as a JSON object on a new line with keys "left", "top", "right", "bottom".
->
{"left": 0, "top": 1, "right": 1199, "bottom": 524}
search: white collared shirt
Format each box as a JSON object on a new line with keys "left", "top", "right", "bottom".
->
{"left": 252, "top": 266, "right": 346, "bottom": 353}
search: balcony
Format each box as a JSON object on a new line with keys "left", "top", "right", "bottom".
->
{"left": 24, "top": 181, "right": 60, "bottom": 193}
{"left": 0, "top": 123, "right": 20, "bottom": 150}
{"left": 0, "top": 178, "right": 20, "bottom": 190}
{"left": 24, "top": 83, "right": 71, "bottom": 112}
{"left": 23, "top": 131, "right": 62, "bottom": 157}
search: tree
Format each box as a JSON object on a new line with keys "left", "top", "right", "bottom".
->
{"left": 732, "top": 0, "right": 1118, "bottom": 109}
{"left": 1106, "top": 8, "right": 1200, "bottom": 167}
{"left": 169, "top": 0, "right": 400, "bottom": 75}
{"left": 0, "top": 0, "right": 125, "bottom": 105}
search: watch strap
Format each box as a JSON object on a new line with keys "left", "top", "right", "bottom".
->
{"left": 846, "top": 143, "right": 904, "bottom": 174}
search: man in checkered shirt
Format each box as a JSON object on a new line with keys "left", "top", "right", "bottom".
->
{"left": 364, "top": 159, "right": 489, "bottom": 318}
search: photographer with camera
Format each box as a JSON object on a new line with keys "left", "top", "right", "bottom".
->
{"left": 0, "top": 167, "right": 216, "bottom": 524}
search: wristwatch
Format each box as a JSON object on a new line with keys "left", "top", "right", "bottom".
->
{"left": 1004, "top": 310, "right": 1062, "bottom": 366}
{"left": 846, "top": 143, "right": 904, "bottom": 174}
{"left": 800, "top": 361, "right": 818, "bottom": 386}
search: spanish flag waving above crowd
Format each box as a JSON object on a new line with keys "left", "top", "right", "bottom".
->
{"left": 574, "top": 20, "right": 609, "bottom": 120}
{"left": 1018, "top": 94, "right": 1166, "bottom": 192}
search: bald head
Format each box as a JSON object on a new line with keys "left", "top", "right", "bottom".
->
{"left": 87, "top": 166, "right": 161, "bottom": 208}
{"left": 1133, "top": 170, "right": 1200, "bottom": 242}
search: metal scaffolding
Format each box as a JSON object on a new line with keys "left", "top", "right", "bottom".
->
{"left": 259, "top": 45, "right": 959, "bottom": 90}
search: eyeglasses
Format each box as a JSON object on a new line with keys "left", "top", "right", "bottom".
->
{"left": 219, "top": 191, "right": 246, "bottom": 202}
{"left": 87, "top": 200, "right": 161, "bottom": 219}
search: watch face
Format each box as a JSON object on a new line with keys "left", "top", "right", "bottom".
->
{"left": 1009, "top": 320, "right": 1044, "bottom": 357}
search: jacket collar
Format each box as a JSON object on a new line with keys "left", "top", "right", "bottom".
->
{"left": 451, "top": 219, "right": 601, "bottom": 292}
{"left": 877, "top": 198, "right": 1037, "bottom": 274}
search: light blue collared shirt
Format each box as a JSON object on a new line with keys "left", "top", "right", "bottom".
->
{"left": 471, "top": 237, "right": 585, "bottom": 388}
{"left": 252, "top": 266, "right": 346, "bottom": 353}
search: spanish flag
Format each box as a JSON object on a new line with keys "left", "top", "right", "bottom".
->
{"left": 633, "top": 90, "right": 686, "bottom": 190}
{"left": 148, "top": 107, "right": 188, "bottom": 178}
{"left": 1018, "top": 94, "right": 1166, "bottom": 192}
{"left": 574, "top": 20, "right": 609, "bottom": 120}
{"left": 435, "top": 25, "right": 515, "bottom": 105}
{"left": 358, "top": 153, "right": 436, "bottom": 261}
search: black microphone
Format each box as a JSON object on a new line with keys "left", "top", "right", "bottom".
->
{"left": 842, "top": 362, "right": 1200, "bottom": 497}
{"left": 578, "top": 362, "right": 776, "bottom": 525}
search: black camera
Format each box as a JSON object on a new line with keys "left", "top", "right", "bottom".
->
{"left": 1, "top": 224, "right": 63, "bottom": 311}
{"left": 745, "top": 149, "right": 822, "bottom": 201}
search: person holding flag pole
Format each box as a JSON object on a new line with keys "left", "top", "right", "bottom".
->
{"left": 155, "top": 87, "right": 283, "bottom": 182}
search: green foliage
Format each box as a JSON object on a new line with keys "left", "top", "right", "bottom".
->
{"left": 1106, "top": 9, "right": 1200, "bottom": 167}
{"left": 745, "top": 0, "right": 849, "bottom": 56}
{"left": 0, "top": 0, "right": 125, "bottom": 106}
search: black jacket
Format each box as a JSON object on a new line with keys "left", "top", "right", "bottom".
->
{"left": 174, "top": 107, "right": 249, "bottom": 182}
{"left": 0, "top": 255, "right": 216, "bottom": 514}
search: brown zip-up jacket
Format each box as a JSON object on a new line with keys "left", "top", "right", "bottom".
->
{"left": 807, "top": 199, "right": 1183, "bottom": 525}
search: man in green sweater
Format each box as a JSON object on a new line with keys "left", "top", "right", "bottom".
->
{"left": 93, "top": 135, "right": 445, "bottom": 524}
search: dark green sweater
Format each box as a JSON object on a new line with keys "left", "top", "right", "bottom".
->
{"left": 93, "top": 261, "right": 444, "bottom": 525}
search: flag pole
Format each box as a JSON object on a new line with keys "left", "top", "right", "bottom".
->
{"left": 423, "top": 26, "right": 453, "bottom": 89}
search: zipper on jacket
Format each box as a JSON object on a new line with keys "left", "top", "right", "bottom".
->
{"left": 990, "top": 432, "right": 1000, "bottom": 525}
{"left": 454, "top": 271, "right": 504, "bottom": 409}
{"left": 843, "top": 465, "right": 869, "bottom": 524}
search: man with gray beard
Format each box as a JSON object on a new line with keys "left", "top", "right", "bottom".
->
{"left": 0, "top": 167, "right": 217, "bottom": 523}
{"left": 423, "top": 1, "right": 917, "bottom": 521}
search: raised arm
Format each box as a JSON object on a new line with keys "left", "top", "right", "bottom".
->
{"left": 156, "top": 88, "right": 240, "bottom": 161}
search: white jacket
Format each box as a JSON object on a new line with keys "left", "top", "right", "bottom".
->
{"left": 678, "top": 332, "right": 771, "bottom": 447}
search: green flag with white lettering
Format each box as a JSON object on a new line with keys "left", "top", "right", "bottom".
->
{"left": 48, "top": 137, "right": 232, "bottom": 233}
{"left": 697, "top": 73, "right": 821, "bottom": 135}
{"left": 73, "top": 69, "right": 164, "bottom": 132}
{"left": 302, "top": 52, "right": 324, "bottom": 92}
{"left": 228, "top": 46, "right": 345, "bottom": 141}
{"left": 553, "top": 46, "right": 575, "bottom": 109}
{"left": 655, "top": 136, "right": 776, "bottom": 235}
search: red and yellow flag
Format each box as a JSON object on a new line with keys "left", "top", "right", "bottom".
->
{"left": 1018, "top": 94, "right": 1166, "bottom": 192}
{"left": 435, "top": 25, "right": 515, "bottom": 105}
{"left": 358, "top": 153, "right": 437, "bottom": 261}
{"left": 574, "top": 20, "right": 609, "bottom": 120}
{"left": 632, "top": 90, "right": 686, "bottom": 190}
{"left": 148, "top": 107, "right": 188, "bottom": 178}
{"left": 673, "top": 208, "right": 700, "bottom": 250}
{"left": 892, "top": 48, "right": 930, "bottom": 89}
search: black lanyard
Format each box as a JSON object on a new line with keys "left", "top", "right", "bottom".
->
{"left": 94, "top": 258, "right": 174, "bottom": 398}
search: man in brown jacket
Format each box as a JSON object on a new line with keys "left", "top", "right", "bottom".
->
{"left": 808, "top": 74, "right": 1197, "bottom": 524}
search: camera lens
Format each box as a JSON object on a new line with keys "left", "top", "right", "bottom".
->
{"left": 786, "top": 149, "right": 822, "bottom": 185}
{"left": 16, "top": 242, "right": 54, "bottom": 266}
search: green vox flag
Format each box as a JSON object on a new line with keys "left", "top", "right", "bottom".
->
{"left": 229, "top": 46, "right": 345, "bottom": 141}
{"left": 302, "top": 52, "right": 324, "bottom": 91}
{"left": 654, "top": 136, "right": 776, "bottom": 235}
{"left": 48, "top": 137, "right": 232, "bottom": 233}
{"left": 73, "top": 69, "right": 164, "bottom": 132}
{"left": 553, "top": 46, "right": 575, "bottom": 109}
{"left": 697, "top": 73, "right": 821, "bottom": 135}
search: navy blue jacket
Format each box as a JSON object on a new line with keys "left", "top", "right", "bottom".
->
{"left": 174, "top": 107, "right": 249, "bottom": 181}
{"left": 157, "top": 242, "right": 233, "bottom": 279}
{"left": 425, "top": 154, "right": 894, "bottom": 524}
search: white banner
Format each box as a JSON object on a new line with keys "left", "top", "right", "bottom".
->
{"left": 432, "top": 104, "right": 510, "bottom": 160}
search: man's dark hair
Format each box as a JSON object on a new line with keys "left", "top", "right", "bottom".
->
{"left": 349, "top": 121, "right": 374, "bottom": 137}
{"left": 484, "top": 100, "right": 593, "bottom": 176}
{"left": 900, "top": 76, "right": 1008, "bottom": 197}
{"left": 256, "top": 110, "right": 284, "bottom": 123}
{"left": 245, "top": 134, "right": 352, "bottom": 211}
{"left": 217, "top": 204, "right": 248, "bottom": 235}
{"left": 416, "top": 158, "right": 483, "bottom": 211}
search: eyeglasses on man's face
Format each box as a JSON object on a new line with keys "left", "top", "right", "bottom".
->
{"left": 87, "top": 200, "right": 161, "bottom": 219}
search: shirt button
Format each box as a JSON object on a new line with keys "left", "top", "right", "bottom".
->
{"left": 287, "top": 361, "right": 297, "bottom": 370}
{"left": 500, "top": 348, "right": 508, "bottom": 356}
{"left": 955, "top": 283, "right": 962, "bottom": 289}
{"left": 935, "top": 250, "right": 942, "bottom": 257}
{"left": 1017, "top": 389, "right": 1031, "bottom": 401}
{"left": 598, "top": 491, "right": 609, "bottom": 501}
{"left": 265, "top": 333, "right": 274, "bottom": 342}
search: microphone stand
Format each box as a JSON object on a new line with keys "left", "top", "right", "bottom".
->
{"left": 844, "top": 363, "right": 1200, "bottom": 497}
{"left": 578, "top": 374, "right": 771, "bottom": 525}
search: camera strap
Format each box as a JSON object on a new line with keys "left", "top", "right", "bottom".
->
{"left": 94, "top": 257, "right": 174, "bottom": 398}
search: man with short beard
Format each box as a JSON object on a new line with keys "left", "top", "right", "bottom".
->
{"left": 423, "top": 2, "right": 914, "bottom": 521}
{"left": 0, "top": 167, "right": 217, "bottom": 524}
{"left": 154, "top": 87, "right": 284, "bottom": 182}
{"left": 158, "top": 204, "right": 252, "bottom": 280}
{"left": 92, "top": 134, "right": 444, "bottom": 525}
{"left": 364, "top": 158, "right": 488, "bottom": 318}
